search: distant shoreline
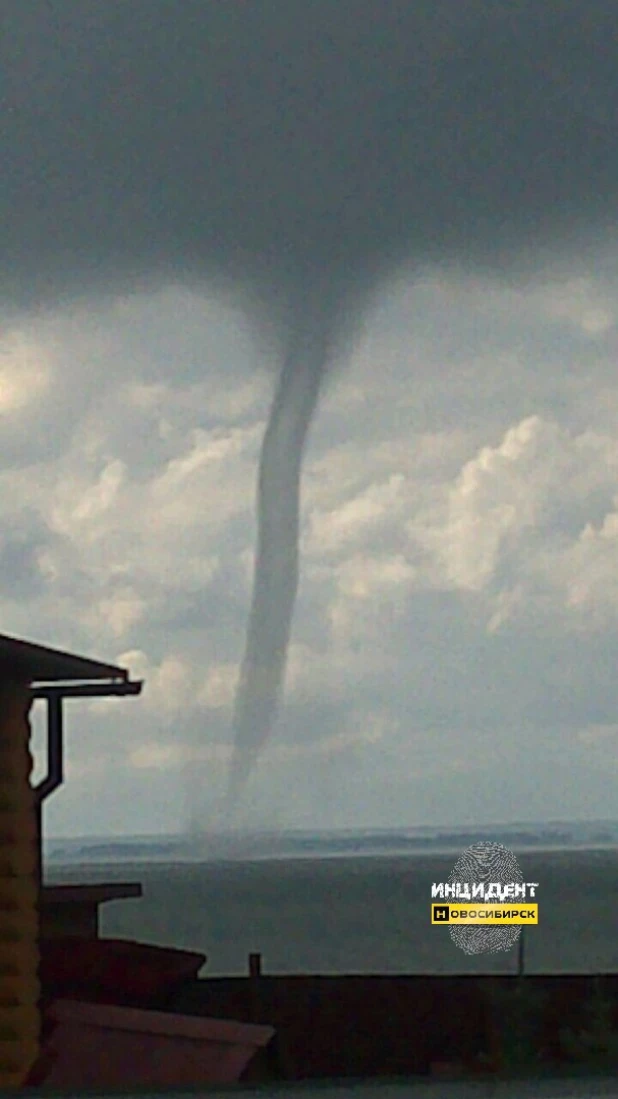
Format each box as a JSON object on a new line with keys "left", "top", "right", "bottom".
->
{"left": 45, "top": 820, "right": 618, "bottom": 867}
{"left": 45, "top": 838, "right": 618, "bottom": 868}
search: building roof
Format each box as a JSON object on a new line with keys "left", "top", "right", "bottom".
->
{"left": 44, "top": 1000, "right": 275, "bottom": 1089}
{"left": 0, "top": 632, "right": 129, "bottom": 685}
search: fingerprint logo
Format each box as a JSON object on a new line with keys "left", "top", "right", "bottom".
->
{"left": 448, "top": 841, "right": 523, "bottom": 955}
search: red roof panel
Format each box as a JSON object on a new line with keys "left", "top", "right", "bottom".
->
{"left": 44, "top": 999, "right": 276, "bottom": 1088}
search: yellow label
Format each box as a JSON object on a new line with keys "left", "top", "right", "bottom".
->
{"left": 431, "top": 903, "right": 538, "bottom": 925}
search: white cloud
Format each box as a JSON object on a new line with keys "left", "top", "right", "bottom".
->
{"left": 88, "top": 650, "right": 196, "bottom": 716}
{"left": 577, "top": 724, "right": 618, "bottom": 746}
{"left": 402, "top": 416, "right": 618, "bottom": 629}
{"left": 0, "top": 330, "right": 52, "bottom": 414}
{"left": 535, "top": 277, "right": 615, "bottom": 336}
{"left": 335, "top": 553, "right": 416, "bottom": 600}
{"left": 4, "top": 268, "right": 618, "bottom": 835}
{"left": 145, "top": 655, "right": 196, "bottom": 715}
{"left": 124, "top": 381, "right": 169, "bottom": 411}
{"left": 65, "top": 757, "right": 109, "bottom": 781}
{"left": 416, "top": 416, "right": 557, "bottom": 591}
{"left": 538, "top": 504, "right": 618, "bottom": 626}
{"left": 306, "top": 474, "right": 407, "bottom": 556}
{"left": 128, "top": 742, "right": 186, "bottom": 770}
{"left": 197, "top": 663, "right": 238, "bottom": 711}
{"left": 147, "top": 424, "right": 259, "bottom": 529}
{"left": 95, "top": 587, "right": 147, "bottom": 638}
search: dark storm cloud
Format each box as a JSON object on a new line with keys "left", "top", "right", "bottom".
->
{"left": 4, "top": 0, "right": 618, "bottom": 317}
{"left": 3, "top": 0, "right": 618, "bottom": 796}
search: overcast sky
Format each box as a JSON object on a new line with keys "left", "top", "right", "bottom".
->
{"left": 3, "top": 1, "right": 618, "bottom": 836}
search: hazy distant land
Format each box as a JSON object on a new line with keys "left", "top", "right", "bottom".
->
{"left": 45, "top": 820, "right": 618, "bottom": 865}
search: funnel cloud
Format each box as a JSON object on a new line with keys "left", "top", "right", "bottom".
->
{"left": 3, "top": 1, "right": 618, "bottom": 798}
{"left": 227, "top": 277, "right": 358, "bottom": 802}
